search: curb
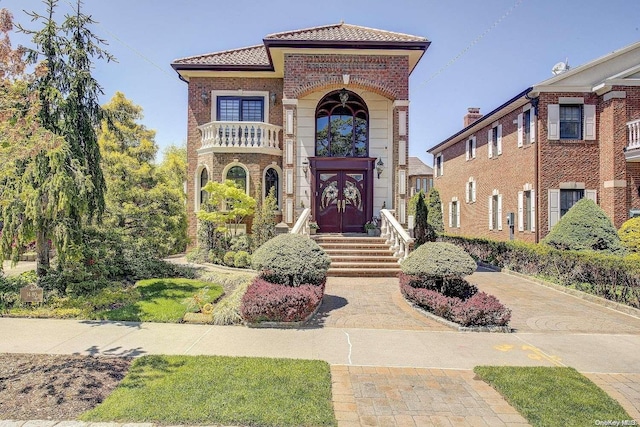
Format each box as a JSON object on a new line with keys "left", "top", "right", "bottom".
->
{"left": 477, "top": 261, "right": 640, "bottom": 319}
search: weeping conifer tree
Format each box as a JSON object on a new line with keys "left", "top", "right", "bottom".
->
{"left": 413, "top": 191, "right": 435, "bottom": 248}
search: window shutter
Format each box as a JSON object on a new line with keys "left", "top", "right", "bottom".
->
{"left": 497, "top": 194, "right": 503, "bottom": 231}
{"left": 517, "top": 114, "right": 524, "bottom": 147}
{"left": 585, "top": 189, "right": 597, "bottom": 202}
{"left": 497, "top": 125, "right": 503, "bottom": 155}
{"left": 584, "top": 105, "right": 596, "bottom": 140}
{"left": 488, "top": 129, "right": 493, "bottom": 158}
{"left": 518, "top": 191, "right": 524, "bottom": 232}
{"left": 456, "top": 203, "right": 461, "bottom": 228}
{"left": 465, "top": 183, "right": 470, "bottom": 203}
{"left": 488, "top": 196, "right": 493, "bottom": 230}
{"left": 530, "top": 111, "right": 536, "bottom": 143}
{"left": 448, "top": 202, "right": 453, "bottom": 228}
{"left": 548, "top": 189, "right": 560, "bottom": 230}
{"left": 466, "top": 141, "right": 470, "bottom": 161}
{"left": 472, "top": 180, "right": 477, "bottom": 202}
{"left": 548, "top": 104, "right": 560, "bottom": 140}
{"left": 531, "top": 189, "right": 536, "bottom": 232}
{"left": 472, "top": 137, "right": 477, "bottom": 158}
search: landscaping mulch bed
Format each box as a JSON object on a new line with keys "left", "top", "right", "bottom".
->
{"left": 0, "top": 353, "right": 131, "bottom": 420}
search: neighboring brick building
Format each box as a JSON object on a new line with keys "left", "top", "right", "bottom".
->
{"left": 171, "top": 23, "right": 430, "bottom": 243}
{"left": 428, "top": 42, "right": 640, "bottom": 243}
{"left": 408, "top": 157, "right": 433, "bottom": 196}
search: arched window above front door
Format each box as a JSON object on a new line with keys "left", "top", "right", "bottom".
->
{"left": 316, "top": 89, "right": 369, "bottom": 157}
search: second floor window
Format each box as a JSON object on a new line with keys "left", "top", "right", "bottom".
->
{"left": 217, "top": 97, "right": 264, "bottom": 122}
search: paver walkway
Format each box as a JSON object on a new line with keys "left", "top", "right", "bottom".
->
{"left": 308, "top": 278, "right": 449, "bottom": 331}
{"left": 331, "top": 366, "right": 529, "bottom": 427}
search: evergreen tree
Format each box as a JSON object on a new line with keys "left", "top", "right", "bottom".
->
{"left": 426, "top": 187, "right": 444, "bottom": 234}
{"left": 251, "top": 186, "right": 277, "bottom": 250}
{"left": 413, "top": 192, "right": 435, "bottom": 248}
{"left": 13, "top": 0, "right": 113, "bottom": 275}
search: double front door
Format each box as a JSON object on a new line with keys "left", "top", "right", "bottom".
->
{"left": 315, "top": 170, "right": 367, "bottom": 233}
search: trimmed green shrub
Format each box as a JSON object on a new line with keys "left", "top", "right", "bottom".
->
{"left": 233, "top": 251, "right": 251, "bottom": 268}
{"left": 251, "top": 234, "right": 330, "bottom": 286}
{"left": 401, "top": 242, "right": 476, "bottom": 278}
{"left": 543, "top": 199, "right": 626, "bottom": 254}
{"left": 223, "top": 251, "right": 236, "bottom": 267}
{"left": 619, "top": 216, "right": 640, "bottom": 253}
{"left": 400, "top": 273, "right": 478, "bottom": 299}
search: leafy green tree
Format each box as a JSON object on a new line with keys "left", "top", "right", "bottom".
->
{"left": 99, "top": 92, "right": 187, "bottom": 256}
{"left": 197, "top": 180, "right": 256, "bottom": 240}
{"left": 619, "top": 217, "right": 640, "bottom": 253}
{"left": 251, "top": 186, "right": 277, "bottom": 250}
{"left": 427, "top": 187, "right": 444, "bottom": 234}
{"left": 0, "top": 6, "right": 88, "bottom": 278}
{"left": 542, "top": 198, "right": 626, "bottom": 254}
{"left": 157, "top": 144, "right": 187, "bottom": 198}
{"left": 413, "top": 192, "right": 435, "bottom": 248}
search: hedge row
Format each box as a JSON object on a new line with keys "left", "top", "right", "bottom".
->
{"left": 400, "top": 279, "right": 511, "bottom": 327}
{"left": 441, "top": 235, "right": 640, "bottom": 309}
{"left": 240, "top": 277, "right": 324, "bottom": 323}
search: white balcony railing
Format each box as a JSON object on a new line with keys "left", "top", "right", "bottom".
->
{"left": 198, "top": 121, "right": 282, "bottom": 152}
{"left": 627, "top": 119, "right": 640, "bottom": 150}
{"left": 380, "top": 208, "right": 414, "bottom": 261}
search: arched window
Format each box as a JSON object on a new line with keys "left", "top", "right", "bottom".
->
{"left": 264, "top": 167, "right": 279, "bottom": 208}
{"left": 226, "top": 165, "right": 247, "bottom": 193}
{"left": 316, "top": 89, "right": 368, "bottom": 157}
{"left": 199, "top": 168, "right": 209, "bottom": 205}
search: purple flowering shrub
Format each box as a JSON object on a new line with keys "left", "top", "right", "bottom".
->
{"left": 400, "top": 274, "right": 511, "bottom": 327}
{"left": 240, "top": 277, "right": 325, "bottom": 323}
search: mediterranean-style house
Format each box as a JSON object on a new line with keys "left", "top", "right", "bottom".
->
{"left": 171, "top": 23, "right": 430, "bottom": 243}
{"left": 408, "top": 156, "right": 433, "bottom": 196}
{"left": 427, "top": 41, "right": 640, "bottom": 243}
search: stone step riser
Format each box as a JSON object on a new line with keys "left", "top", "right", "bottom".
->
{"left": 327, "top": 269, "right": 400, "bottom": 277}
{"left": 316, "top": 236, "right": 400, "bottom": 277}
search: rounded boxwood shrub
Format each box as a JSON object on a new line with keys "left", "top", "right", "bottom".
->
{"left": 234, "top": 251, "right": 251, "bottom": 268}
{"left": 223, "top": 251, "right": 236, "bottom": 267}
{"left": 251, "top": 234, "right": 330, "bottom": 286}
{"left": 543, "top": 198, "right": 626, "bottom": 254}
{"left": 619, "top": 216, "right": 640, "bottom": 253}
{"left": 401, "top": 242, "right": 476, "bottom": 278}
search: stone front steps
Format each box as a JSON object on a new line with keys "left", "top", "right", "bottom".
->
{"left": 313, "top": 234, "right": 401, "bottom": 277}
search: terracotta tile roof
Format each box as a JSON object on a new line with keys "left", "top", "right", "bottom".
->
{"left": 264, "top": 22, "right": 428, "bottom": 43}
{"left": 172, "top": 45, "right": 270, "bottom": 67}
{"left": 408, "top": 157, "right": 433, "bottom": 176}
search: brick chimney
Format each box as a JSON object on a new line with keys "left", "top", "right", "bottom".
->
{"left": 464, "top": 107, "right": 482, "bottom": 127}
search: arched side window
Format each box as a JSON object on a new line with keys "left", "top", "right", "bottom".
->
{"left": 316, "top": 89, "right": 369, "bottom": 157}
{"left": 199, "top": 167, "right": 209, "bottom": 206}
{"left": 264, "top": 167, "right": 279, "bottom": 208}
{"left": 225, "top": 164, "right": 248, "bottom": 193}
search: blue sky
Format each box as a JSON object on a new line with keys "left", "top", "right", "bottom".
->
{"left": 2, "top": 0, "right": 640, "bottom": 165}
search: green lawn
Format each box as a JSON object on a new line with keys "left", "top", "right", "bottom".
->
{"left": 474, "top": 366, "right": 631, "bottom": 427}
{"left": 80, "top": 355, "right": 336, "bottom": 426}
{"left": 97, "top": 278, "right": 223, "bottom": 322}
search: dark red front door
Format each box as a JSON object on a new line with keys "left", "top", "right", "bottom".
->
{"left": 315, "top": 170, "right": 368, "bottom": 233}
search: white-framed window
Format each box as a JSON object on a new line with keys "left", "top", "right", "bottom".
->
{"left": 547, "top": 99, "right": 596, "bottom": 141}
{"left": 488, "top": 190, "right": 503, "bottom": 231}
{"left": 518, "top": 184, "right": 536, "bottom": 232}
{"left": 487, "top": 124, "right": 502, "bottom": 158}
{"left": 466, "top": 177, "right": 476, "bottom": 204}
{"left": 466, "top": 136, "right": 476, "bottom": 160}
{"left": 416, "top": 177, "right": 421, "bottom": 192}
{"left": 211, "top": 90, "right": 270, "bottom": 123}
{"left": 548, "top": 187, "right": 597, "bottom": 229}
{"left": 449, "top": 197, "right": 460, "bottom": 228}
{"left": 518, "top": 107, "right": 536, "bottom": 147}
{"left": 263, "top": 164, "right": 281, "bottom": 209}
{"left": 222, "top": 162, "right": 250, "bottom": 194}
{"left": 435, "top": 153, "right": 444, "bottom": 177}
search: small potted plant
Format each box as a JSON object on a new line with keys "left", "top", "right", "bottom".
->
{"left": 364, "top": 221, "right": 376, "bottom": 236}
{"left": 308, "top": 221, "right": 319, "bottom": 235}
